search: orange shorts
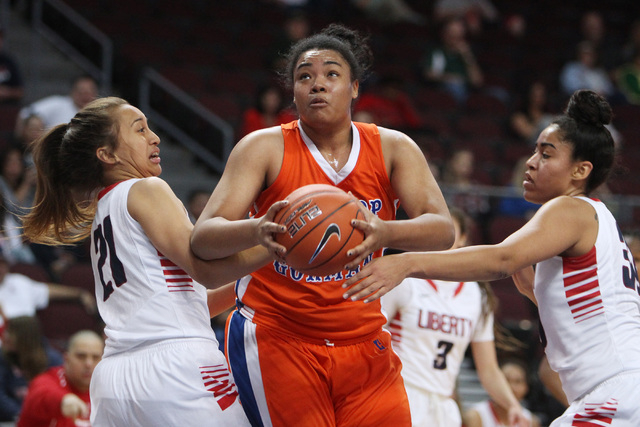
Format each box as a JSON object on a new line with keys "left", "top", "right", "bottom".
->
{"left": 226, "top": 311, "right": 411, "bottom": 427}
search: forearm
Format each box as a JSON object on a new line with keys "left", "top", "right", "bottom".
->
{"left": 207, "top": 283, "right": 237, "bottom": 318}
{"left": 404, "top": 245, "right": 517, "bottom": 283}
{"left": 191, "top": 216, "right": 260, "bottom": 260}
{"left": 478, "top": 366, "right": 521, "bottom": 412}
{"left": 384, "top": 213, "right": 454, "bottom": 252}
{"left": 47, "top": 284, "right": 87, "bottom": 301}
{"left": 189, "top": 245, "right": 271, "bottom": 289}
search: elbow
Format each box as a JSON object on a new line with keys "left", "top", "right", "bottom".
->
{"left": 492, "top": 247, "right": 521, "bottom": 279}
{"left": 435, "top": 217, "right": 456, "bottom": 251}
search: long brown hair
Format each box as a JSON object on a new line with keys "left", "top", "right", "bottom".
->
{"left": 2, "top": 316, "right": 48, "bottom": 381}
{"left": 22, "top": 97, "right": 128, "bottom": 245}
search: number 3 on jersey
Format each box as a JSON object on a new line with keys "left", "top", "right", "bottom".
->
{"left": 94, "top": 215, "right": 127, "bottom": 301}
{"left": 619, "top": 227, "right": 640, "bottom": 294}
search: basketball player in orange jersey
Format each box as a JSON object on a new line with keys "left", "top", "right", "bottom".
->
{"left": 191, "top": 24, "right": 454, "bottom": 426}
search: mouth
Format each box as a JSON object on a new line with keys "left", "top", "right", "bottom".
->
{"left": 310, "top": 97, "right": 327, "bottom": 106}
{"left": 150, "top": 151, "right": 161, "bottom": 163}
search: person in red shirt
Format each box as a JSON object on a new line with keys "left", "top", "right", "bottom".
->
{"left": 17, "top": 330, "right": 103, "bottom": 427}
{"left": 353, "top": 75, "right": 423, "bottom": 130}
{"left": 239, "top": 84, "right": 297, "bottom": 138}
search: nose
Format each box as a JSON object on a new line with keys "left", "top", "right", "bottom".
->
{"left": 525, "top": 152, "right": 537, "bottom": 169}
{"left": 150, "top": 130, "right": 160, "bottom": 145}
{"left": 311, "top": 76, "right": 326, "bottom": 93}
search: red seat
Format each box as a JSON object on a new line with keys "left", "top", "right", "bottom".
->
{"left": 61, "top": 263, "right": 95, "bottom": 293}
{"left": 9, "top": 263, "right": 50, "bottom": 282}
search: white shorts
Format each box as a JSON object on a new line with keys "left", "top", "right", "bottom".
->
{"left": 90, "top": 338, "right": 250, "bottom": 426}
{"left": 405, "top": 383, "right": 461, "bottom": 427}
{"left": 551, "top": 370, "right": 640, "bottom": 427}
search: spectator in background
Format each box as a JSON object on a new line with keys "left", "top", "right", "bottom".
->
{"left": 619, "top": 19, "right": 640, "bottom": 67}
{"left": 465, "top": 359, "right": 541, "bottom": 427}
{"left": 0, "top": 316, "right": 63, "bottom": 423}
{"left": 15, "top": 75, "right": 98, "bottom": 135}
{"left": 615, "top": 48, "right": 640, "bottom": 105}
{"left": 0, "top": 27, "right": 24, "bottom": 105}
{"left": 350, "top": 0, "right": 425, "bottom": 25}
{"left": 353, "top": 75, "right": 423, "bottom": 130}
{"left": 17, "top": 330, "right": 104, "bottom": 427}
{"left": 266, "top": 11, "right": 311, "bottom": 72}
{"left": 239, "top": 84, "right": 296, "bottom": 138}
{"left": 0, "top": 253, "right": 96, "bottom": 322}
{"left": 441, "top": 148, "right": 492, "bottom": 242}
{"left": 559, "top": 41, "right": 615, "bottom": 99}
{"left": 433, "top": 0, "right": 499, "bottom": 35}
{"left": 0, "top": 145, "right": 36, "bottom": 221}
{"left": 13, "top": 114, "right": 45, "bottom": 167}
{"left": 421, "top": 17, "right": 484, "bottom": 104}
{"left": 510, "top": 80, "right": 555, "bottom": 145}
{"left": 578, "top": 11, "right": 619, "bottom": 73}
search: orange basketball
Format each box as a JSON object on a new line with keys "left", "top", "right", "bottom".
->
{"left": 274, "top": 184, "right": 366, "bottom": 276}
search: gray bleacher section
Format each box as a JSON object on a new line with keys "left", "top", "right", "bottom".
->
{"left": 3, "top": 1, "right": 220, "bottom": 203}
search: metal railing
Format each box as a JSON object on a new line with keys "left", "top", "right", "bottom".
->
{"left": 32, "top": 0, "right": 112, "bottom": 94}
{"left": 138, "top": 67, "right": 234, "bottom": 175}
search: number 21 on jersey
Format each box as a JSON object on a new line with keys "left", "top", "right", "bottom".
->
{"left": 94, "top": 215, "right": 127, "bottom": 301}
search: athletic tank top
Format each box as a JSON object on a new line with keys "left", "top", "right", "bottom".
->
{"left": 237, "top": 121, "right": 398, "bottom": 344}
{"left": 534, "top": 197, "right": 640, "bottom": 401}
{"left": 91, "top": 179, "right": 217, "bottom": 357}
{"left": 382, "top": 278, "right": 493, "bottom": 396}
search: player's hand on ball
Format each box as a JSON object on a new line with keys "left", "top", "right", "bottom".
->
{"left": 257, "top": 199, "right": 289, "bottom": 261}
{"left": 342, "top": 253, "right": 410, "bottom": 303}
{"left": 344, "top": 208, "right": 390, "bottom": 271}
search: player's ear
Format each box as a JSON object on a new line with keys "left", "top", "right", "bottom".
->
{"left": 352, "top": 79, "right": 359, "bottom": 99}
{"left": 96, "top": 146, "right": 117, "bottom": 165}
{"left": 572, "top": 160, "right": 593, "bottom": 181}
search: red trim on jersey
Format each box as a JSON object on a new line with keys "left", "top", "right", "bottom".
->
{"left": 199, "top": 364, "right": 240, "bottom": 411}
{"left": 426, "top": 280, "right": 465, "bottom": 296}
{"left": 98, "top": 181, "right": 125, "bottom": 200}
{"left": 571, "top": 398, "right": 618, "bottom": 426}
{"left": 488, "top": 401, "right": 502, "bottom": 425}
{"left": 562, "top": 246, "right": 604, "bottom": 323}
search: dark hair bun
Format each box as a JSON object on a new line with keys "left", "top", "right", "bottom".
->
{"left": 321, "top": 23, "right": 373, "bottom": 78}
{"left": 565, "top": 89, "right": 612, "bottom": 127}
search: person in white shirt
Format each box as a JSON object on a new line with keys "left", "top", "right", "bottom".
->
{"left": 466, "top": 359, "right": 541, "bottom": 427}
{"left": 0, "top": 253, "right": 96, "bottom": 320}
{"left": 382, "top": 207, "right": 528, "bottom": 427}
{"left": 15, "top": 75, "right": 98, "bottom": 134}
{"left": 345, "top": 89, "right": 640, "bottom": 426}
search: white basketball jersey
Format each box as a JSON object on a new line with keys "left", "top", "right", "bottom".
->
{"left": 382, "top": 277, "right": 493, "bottom": 396}
{"left": 90, "top": 179, "right": 217, "bottom": 357}
{"left": 534, "top": 197, "right": 640, "bottom": 402}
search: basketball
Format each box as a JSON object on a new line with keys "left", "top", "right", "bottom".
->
{"left": 274, "top": 184, "right": 366, "bottom": 276}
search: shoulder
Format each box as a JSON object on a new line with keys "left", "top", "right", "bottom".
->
{"left": 377, "top": 126, "right": 424, "bottom": 163}
{"left": 539, "top": 196, "right": 594, "bottom": 219}
{"left": 378, "top": 126, "right": 418, "bottom": 150}
{"left": 229, "top": 126, "right": 285, "bottom": 167}
{"left": 236, "top": 126, "right": 284, "bottom": 151}
{"left": 128, "top": 178, "right": 180, "bottom": 217}
{"left": 130, "top": 176, "right": 171, "bottom": 194}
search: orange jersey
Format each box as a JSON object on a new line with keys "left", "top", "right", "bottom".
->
{"left": 238, "top": 121, "right": 398, "bottom": 344}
